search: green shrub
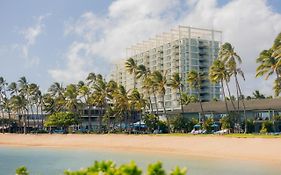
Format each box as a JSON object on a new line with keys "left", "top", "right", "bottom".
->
{"left": 147, "top": 161, "right": 165, "bottom": 175}
{"left": 245, "top": 119, "right": 255, "bottom": 133}
{"left": 202, "top": 118, "right": 213, "bottom": 133}
{"left": 170, "top": 115, "right": 190, "bottom": 133}
{"left": 16, "top": 166, "right": 29, "bottom": 175}
{"left": 19, "top": 161, "right": 187, "bottom": 175}
{"left": 143, "top": 114, "right": 159, "bottom": 132}
{"left": 273, "top": 115, "right": 281, "bottom": 121}
{"left": 260, "top": 121, "right": 273, "bottom": 134}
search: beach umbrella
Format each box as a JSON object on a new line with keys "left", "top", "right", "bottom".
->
{"left": 194, "top": 124, "right": 201, "bottom": 128}
{"left": 211, "top": 123, "right": 219, "bottom": 128}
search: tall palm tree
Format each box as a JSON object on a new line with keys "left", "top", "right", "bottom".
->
{"left": 125, "top": 58, "right": 138, "bottom": 89}
{"left": 218, "top": 42, "right": 246, "bottom": 130}
{"left": 92, "top": 75, "right": 109, "bottom": 132}
{"left": 152, "top": 71, "right": 170, "bottom": 130}
{"left": 187, "top": 70, "right": 205, "bottom": 122}
{"left": 112, "top": 85, "right": 130, "bottom": 131}
{"left": 209, "top": 60, "right": 230, "bottom": 115}
{"left": 78, "top": 82, "right": 92, "bottom": 131}
{"left": 0, "top": 77, "right": 8, "bottom": 122}
{"left": 10, "top": 95, "right": 27, "bottom": 134}
{"left": 48, "top": 82, "right": 65, "bottom": 112}
{"left": 256, "top": 32, "right": 281, "bottom": 96}
{"left": 136, "top": 64, "right": 154, "bottom": 113}
{"left": 167, "top": 72, "right": 183, "bottom": 113}
{"left": 18, "top": 77, "right": 29, "bottom": 134}
{"left": 64, "top": 84, "right": 79, "bottom": 113}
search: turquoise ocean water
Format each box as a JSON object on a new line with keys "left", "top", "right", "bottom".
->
{"left": 0, "top": 146, "right": 280, "bottom": 175}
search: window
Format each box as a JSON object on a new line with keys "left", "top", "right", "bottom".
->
{"left": 191, "top": 53, "right": 198, "bottom": 58}
{"left": 190, "top": 39, "right": 198, "bottom": 46}
{"left": 191, "top": 59, "right": 198, "bottom": 65}
{"left": 191, "top": 46, "right": 198, "bottom": 52}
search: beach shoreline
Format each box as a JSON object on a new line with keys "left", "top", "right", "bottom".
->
{"left": 0, "top": 133, "right": 281, "bottom": 167}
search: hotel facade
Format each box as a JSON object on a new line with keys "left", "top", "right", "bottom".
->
{"left": 112, "top": 26, "right": 222, "bottom": 111}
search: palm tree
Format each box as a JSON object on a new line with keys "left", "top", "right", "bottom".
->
{"left": 10, "top": 95, "right": 27, "bottom": 134}
{"left": 187, "top": 70, "right": 205, "bottom": 122}
{"left": 218, "top": 42, "right": 246, "bottom": 131}
{"left": 252, "top": 90, "right": 265, "bottom": 99}
{"left": 142, "top": 74, "right": 157, "bottom": 114}
{"left": 0, "top": 77, "right": 8, "bottom": 128}
{"left": 92, "top": 75, "right": 109, "bottom": 132}
{"left": 48, "top": 82, "right": 65, "bottom": 112}
{"left": 18, "top": 77, "right": 29, "bottom": 134}
{"left": 86, "top": 72, "right": 96, "bottom": 86}
{"left": 209, "top": 60, "right": 230, "bottom": 116}
{"left": 180, "top": 93, "right": 198, "bottom": 113}
{"left": 152, "top": 71, "right": 170, "bottom": 131}
{"left": 129, "top": 89, "right": 147, "bottom": 131}
{"left": 78, "top": 82, "right": 92, "bottom": 131}
{"left": 256, "top": 32, "right": 281, "bottom": 96}
{"left": 168, "top": 72, "right": 183, "bottom": 113}
{"left": 112, "top": 85, "right": 130, "bottom": 131}
{"left": 125, "top": 58, "right": 138, "bottom": 89}
{"left": 64, "top": 84, "right": 79, "bottom": 113}
{"left": 136, "top": 64, "right": 154, "bottom": 113}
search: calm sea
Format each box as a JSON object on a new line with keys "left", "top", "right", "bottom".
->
{"left": 0, "top": 146, "right": 280, "bottom": 175}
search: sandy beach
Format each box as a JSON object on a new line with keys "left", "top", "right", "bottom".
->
{"left": 0, "top": 134, "right": 281, "bottom": 166}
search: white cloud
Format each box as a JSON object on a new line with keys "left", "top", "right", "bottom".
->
{"left": 51, "top": 0, "right": 281, "bottom": 95}
{"left": 19, "top": 13, "right": 51, "bottom": 67}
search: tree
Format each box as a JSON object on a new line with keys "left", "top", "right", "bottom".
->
{"left": 78, "top": 82, "right": 92, "bottom": 131}
{"left": 64, "top": 84, "right": 80, "bottom": 113}
{"left": 219, "top": 42, "right": 246, "bottom": 132}
{"left": 168, "top": 72, "right": 184, "bottom": 113}
{"left": 152, "top": 71, "right": 169, "bottom": 130}
{"left": 142, "top": 73, "right": 158, "bottom": 114}
{"left": 44, "top": 112, "right": 79, "bottom": 131}
{"left": 125, "top": 58, "right": 138, "bottom": 89}
{"left": 180, "top": 93, "right": 197, "bottom": 113}
{"left": 209, "top": 60, "right": 230, "bottom": 115}
{"left": 18, "top": 77, "right": 29, "bottom": 134}
{"left": 252, "top": 90, "right": 265, "bottom": 99}
{"left": 187, "top": 70, "right": 205, "bottom": 121}
{"left": 112, "top": 85, "right": 130, "bottom": 131}
{"left": 256, "top": 32, "right": 281, "bottom": 96}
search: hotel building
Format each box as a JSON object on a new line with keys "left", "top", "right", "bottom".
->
{"left": 111, "top": 26, "right": 222, "bottom": 111}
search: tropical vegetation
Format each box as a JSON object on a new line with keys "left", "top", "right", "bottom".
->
{"left": 0, "top": 33, "right": 280, "bottom": 135}
{"left": 16, "top": 161, "right": 187, "bottom": 175}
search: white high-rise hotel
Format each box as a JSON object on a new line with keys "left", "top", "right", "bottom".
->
{"left": 112, "top": 26, "right": 222, "bottom": 111}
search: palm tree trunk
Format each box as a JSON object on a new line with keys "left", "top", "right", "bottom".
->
{"left": 152, "top": 89, "right": 159, "bottom": 115}
{"left": 221, "top": 80, "right": 229, "bottom": 115}
{"left": 225, "top": 80, "right": 237, "bottom": 113}
{"left": 179, "top": 87, "right": 184, "bottom": 114}
{"left": 235, "top": 77, "right": 247, "bottom": 133}
{"left": 235, "top": 74, "right": 240, "bottom": 120}
{"left": 162, "top": 94, "right": 169, "bottom": 132}
{"left": 1, "top": 109, "right": 4, "bottom": 133}
{"left": 40, "top": 105, "right": 44, "bottom": 129}
{"left": 197, "top": 87, "right": 205, "bottom": 122}
{"left": 148, "top": 96, "right": 153, "bottom": 113}
{"left": 88, "top": 105, "right": 92, "bottom": 132}
{"left": 23, "top": 110, "right": 27, "bottom": 134}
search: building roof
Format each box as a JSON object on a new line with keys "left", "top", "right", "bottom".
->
{"left": 170, "top": 98, "right": 281, "bottom": 114}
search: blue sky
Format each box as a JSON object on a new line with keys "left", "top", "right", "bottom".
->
{"left": 0, "top": 0, "right": 281, "bottom": 95}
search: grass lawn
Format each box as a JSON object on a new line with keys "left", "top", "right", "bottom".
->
{"left": 154, "top": 133, "right": 281, "bottom": 138}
